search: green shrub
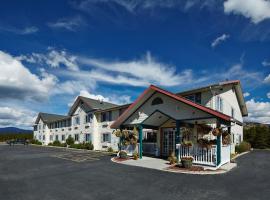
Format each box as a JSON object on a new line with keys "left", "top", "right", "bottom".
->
{"left": 31, "top": 139, "right": 42, "bottom": 145}
{"left": 48, "top": 142, "right": 53, "bottom": 146}
{"left": 83, "top": 142, "right": 94, "bottom": 150}
{"left": 52, "top": 140, "right": 61, "bottom": 146}
{"left": 107, "top": 147, "right": 114, "bottom": 152}
{"left": 119, "top": 150, "right": 128, "bottom": 159}
{"left": 66, "top": 135, "right": 75, "bottom": 145}
{"left": 235, "top": 141, "right": 251, "bottom": 153}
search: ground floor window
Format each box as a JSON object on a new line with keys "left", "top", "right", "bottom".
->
{"left": 43, "top": 135, "right": 45, "bottom": 141}
{"left": 75, "top": 134, "right": 79, "bottom": 141}
{"left": 39, "top": 135, "right": 41, "bottom": 140}
{"left": 55, "top": 135, "right": 59, "bottom": 141}
{"left": 102, "top": 133, "right": 110, "bottom": 143}
{"left": 50, "top": 135, "right": 53, "bottom": 141}
{"left": 85, "top": 134, "right": 91, "bottom": 142}
{"left": 62, "top": 135, "right": 65, "bottom": 141}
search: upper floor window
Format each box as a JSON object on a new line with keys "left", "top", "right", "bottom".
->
{"left": 74, "top": 116, "right": 80, "bottom": 125}
{"left": 38, "top": 124, "right": 42, "bottom": 130}
{"left": 101, "top": 111, "right": 112, "bottom": 122}
{"left": 85, "top": 113, "right": 93, "bottom": 123}
{"left": 151, "top": 97, "right": 163, "bottom": 105}
{"left": 43, "top": 124, "right": 46, "bottom": 129}
{"left": 184, "top": 93, "right": 201, "bottom": 104}
{"left": 216, "top": 96, "right": 223, "bottom": 112}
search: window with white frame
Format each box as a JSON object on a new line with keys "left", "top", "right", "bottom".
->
{"left": 55, "top": 135, "right": 59, "bottom": 141}
{"left": 216, "top": 96, "right": 223, "bottom": 112}
{"left": 62, "top": 135, "right": 65, "bottom": 141}
{"left": 102, "top": 133, "right": 110, "bottom": 143}
{"left": 74, "top": 116, "right": 80, "bottom": 125}
{"left": 50, "top": 135, "right": 53, "bottom": 141}
{"left": 75, "top": 134, "right": 79, "bottom": 141}
{"left": 85, "top": 113, "right": 93, "bottom": 123}
{"left": 43, "top": 135, "right": 45, "bottom": 140}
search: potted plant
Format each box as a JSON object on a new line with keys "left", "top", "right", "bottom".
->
{"left": 181, "top": 156, "right": 194, "bottom": 168}
{"left": 119, "top": 150, "right": 128, "bottom": 159}
{"left": 133, "top": 151, "right": 139, "bottom": 160}
{"left": 168, "top": 152, "right": 177, "bottom": 165}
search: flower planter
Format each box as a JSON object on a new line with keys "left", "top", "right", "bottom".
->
{"left": 181, "top": 157, "right": 194, "bottom": 168}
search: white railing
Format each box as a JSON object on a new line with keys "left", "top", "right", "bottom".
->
{"left": 179, "top": 145, "right": 217, "bottom": 166}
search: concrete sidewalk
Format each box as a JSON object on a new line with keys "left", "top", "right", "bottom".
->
{"left": 112, "top": 156, "right": 237, "bottom": 174}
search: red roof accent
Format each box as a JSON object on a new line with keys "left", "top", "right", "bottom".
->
{"left": 111, "top": 84, "right": 231, "bottom": 128}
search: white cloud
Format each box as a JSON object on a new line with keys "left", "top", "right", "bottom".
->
{"left": 211, "top": 34, "right": 230, "bottom": 48}
{"left": 47, "top": 16, "right": 85, "bottom": 31}
{"left": 0, "top": 25, "right": 38, "bottom": 35}
{"left": 245, "top": 99, "right": 270, "bottom": 124}
{"left": 262, "top": 60, "right": 270, "bottom": 66}
{"left": 0, "top": 51, "right": 57, "bottom": 101}
{"left": 244, "top": 92, "right": 250, "bottom": 97}
{"left": 264, "top": 74, "right": 270, "bottom": 83}
{"left": 73, "top": 0, "right": 219, "bottom": 13}
{"left": 20, "top": 26, "right": 39, "bottom": 34}
{"left": 77, "top": 52, "right": 196, "bottom": 87}
{"left": 18, "top": 49, "right": 79, "bottom": 71}
{"left": 0, "top": 106, "right": 36, "bottom": 128}
{"left": 221, "top": 63, "right": 263, "bottom": 86}
{"left": 267, "top": 92, "right": 270, "bottom": 98}
{"left": 224, "top": 0, "right": 270, "bottom": 24}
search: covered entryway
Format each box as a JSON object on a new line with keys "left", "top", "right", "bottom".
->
{"left": 111, "top": 85, "right": 232, "bottom": 167}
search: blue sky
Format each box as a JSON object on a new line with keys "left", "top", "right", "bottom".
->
{"left": 0, "top": 0, "right": 269, "bottom": 128}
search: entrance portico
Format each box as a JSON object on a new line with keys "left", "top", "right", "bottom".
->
{"left": 111, "top": 85, "right": 232, "bottom": 167}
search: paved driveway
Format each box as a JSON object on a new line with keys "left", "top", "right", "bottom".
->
{"left": 0, "top": 145, "right": 269, "bottom": 200}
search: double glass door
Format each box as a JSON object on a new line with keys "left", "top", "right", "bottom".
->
{"left": 162, "top": 128, "right": 175, "bottom": 157}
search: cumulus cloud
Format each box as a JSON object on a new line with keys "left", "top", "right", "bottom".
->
{"left": 211, "top": 34, "right": 230, "bottom": 48}
{"left": 224, "top": 0, "right": 270, "bottom": 24}
{"left": 267, "top": 92, "right": 270, "bottom": 99}
{"left": 264, "top": 74, "right": 270, "bottom": 83}
{"left": 0, "top": 51, "right": 57, "bottom": 101}
{"left": 18, "top": 49, "right": 79, "bottom": 71}
{"left": 0, "top": 107, "right": 36, "bottom": 128}
{"left": 243, "top": 92, "right": 250, "bottom": 97}
{"left": 245, "top": 99, "right": 270, "bottom": 124}
{"left": 47, "top": 16, "right": 85, "bottom": 31}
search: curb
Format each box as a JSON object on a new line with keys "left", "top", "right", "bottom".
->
{"left": 231, "top": 151, "right": 250, "bottom": 161}
{"left": 30, "top": 144, "right": 115, "bottom": 155}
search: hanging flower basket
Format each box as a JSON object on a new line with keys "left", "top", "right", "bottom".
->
{"left": 212, "top": 128, "right": 221, "bottom": 136}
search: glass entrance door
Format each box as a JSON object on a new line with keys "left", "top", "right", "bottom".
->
{"left": 162, "top": 128, "right": 175, "bottom": 157}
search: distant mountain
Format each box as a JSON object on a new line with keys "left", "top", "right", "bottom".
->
{"left": 0, "top": 127, "right": 32, "bottom": 135}
{"left": 244, "top": 122, "right": 270, "bottom": 129}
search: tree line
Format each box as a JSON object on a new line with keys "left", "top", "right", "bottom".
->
{"left": 0, "top": 133, "right": 33, "bottom": 142}
{"left": 244, "top": 125, "right": 270, "bottom": 149}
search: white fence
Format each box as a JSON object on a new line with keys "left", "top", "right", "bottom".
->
{"left": 179, "top": 145, "right": 217, "bottom": 166}
{"left": 221, "top": 145, "right": 231, "bottom": 165}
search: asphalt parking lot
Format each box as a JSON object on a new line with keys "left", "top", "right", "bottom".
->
{"left": 0, "top": 145, "right": 269, "bottom": 200}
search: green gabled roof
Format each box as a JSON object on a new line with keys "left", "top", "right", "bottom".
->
{"left": 35, "top": 112, "right": 69, "bottom": 124}
{"left": 68, "top": 96, "right": 119, "bottom": 115}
